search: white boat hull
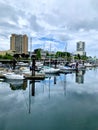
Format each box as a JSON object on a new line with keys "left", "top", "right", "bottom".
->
{"left": 4, "top": 73, "right": 24, "bottom": 80}
{"left": 40, "top": 67, "right": 60, "bottom": 74}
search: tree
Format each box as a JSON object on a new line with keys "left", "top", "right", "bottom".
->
{"left": 21, "top": 53, "right": 26, "bottom": 59}
{"left": 77, "top": 54, "right": 81, "bottom": 59}
{"left": 81, "top": 55, "right": 88, "bottom": 60}
{"left": 36, "top": 49, "right": 41, "bottom": 60}
{"left": 0, "top": 55, "right": 3, "bottom": 59}
{"left": 3, "top": 53, "right": 13, "bottom": 59}
{"left": 56, "top": 51, "right": 62, "bottom": 57}
{"left": 25, "top": 54, "right": 29, "bottom": 59}
{"left": 13, "top": 54, "right": 20, "bottom": 59}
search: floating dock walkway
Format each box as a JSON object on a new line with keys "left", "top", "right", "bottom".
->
{"left": 0, "top": 74, "right": 45, "bottom": 80}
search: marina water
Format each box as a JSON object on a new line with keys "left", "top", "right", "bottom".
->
{"left": 0, "top": 67, "right": 98, "bottom": 130}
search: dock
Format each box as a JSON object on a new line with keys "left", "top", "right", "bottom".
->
{"left": 0, "top": 74, "right": 5, "bottom": 79}
{"left": 0, "top": 74, "right": 45, "bottom": 80}
{"left": 24, "top": 75, "right": 45, "bottom": 80}
{"left": 24, "top": 74, "right": 45, "bottom": 80}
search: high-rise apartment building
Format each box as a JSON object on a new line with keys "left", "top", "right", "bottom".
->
{"left": 10, "top": 34, "right": 28, "bottom": 54}
{"left": 75, "top": 41, "right": 86, "bottom": 56}
{"left": 77, "top": 41, "right": 85, "bottom": 51}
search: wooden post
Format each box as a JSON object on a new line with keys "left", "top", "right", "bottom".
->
{"left": 31, "top": 54, "right": 36, "bottom": 76}
{"left": 12, "top": 58, "right": 17, "bottom": 70}
{"left": 54, "top": 60, "right": 57, "bottom": 68}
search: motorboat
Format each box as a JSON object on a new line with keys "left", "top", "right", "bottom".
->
{"left": 0, "top": 78, "right": 4, "bottom": 82}
{"left": 19, "top": 67, "right": 45, "bottom": 77}
{"left": 58, "top": 65, "right": 76, "bottom": 72}
{"left": 84, "top": 63, "right": 94, "bottom": 67}
{"left": 40, "top": 66, "right": 60, "bottom": 74}
{"left": 69, "top": 62, "right": 86, "bottom": 70}
{"left": 3, "top": 72, "right": 24, "bottom": 80}
{"left": 20, "top": 67, "right": 31, "bottom": 74}
{"left": 78, "top": 64, "right": 86, "bottom": 70}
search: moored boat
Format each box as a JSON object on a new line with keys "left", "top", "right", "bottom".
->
{"left": 3, "top": 72, "right": 24, "bottom": 80}
{"left": 40, "top": 66, "right": 60, "bottom": 74}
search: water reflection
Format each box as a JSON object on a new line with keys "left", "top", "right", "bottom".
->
{"left": 0, "top": 69, "right": 95, "bottom": 115}
{"left": 2, "top": 70, "right": 87, "bottom": 95}
{"left": 75, "top": 70, "right": 85, "bottom": 84}
{"left": 41, "top": 73, "right": 67, "bottom": 98}
{"left": 1, "top": 69, "right": 98, "bottom": 130}
{"left": 54, "top": 76, "right": 56, "bottom": 84}
{"left": 29, "top": 80, "right": 36, "bottom": 96}
{"left": 4, "top": 79, "right": 27, "bottom": 90}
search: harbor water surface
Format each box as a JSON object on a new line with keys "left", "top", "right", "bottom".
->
{"left": 0, "top": 68, "right": 98, "bottom": 130}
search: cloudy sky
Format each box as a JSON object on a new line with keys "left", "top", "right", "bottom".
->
{"left": 0, "top": 0, "right": 98, "bottom": 57}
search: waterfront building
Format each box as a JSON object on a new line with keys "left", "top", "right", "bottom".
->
{"left": 0, "top": 50, "right": 14, "bottom": 56}
{"left": 10, "top": 34, "right": 28, "bottom": 54}
{"left": 75, "top": 41, "right": 86, "bottom": 56}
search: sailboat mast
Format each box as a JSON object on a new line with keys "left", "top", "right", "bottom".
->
{"left": 65, "top": 42, "right": 67, "bottom": 62}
